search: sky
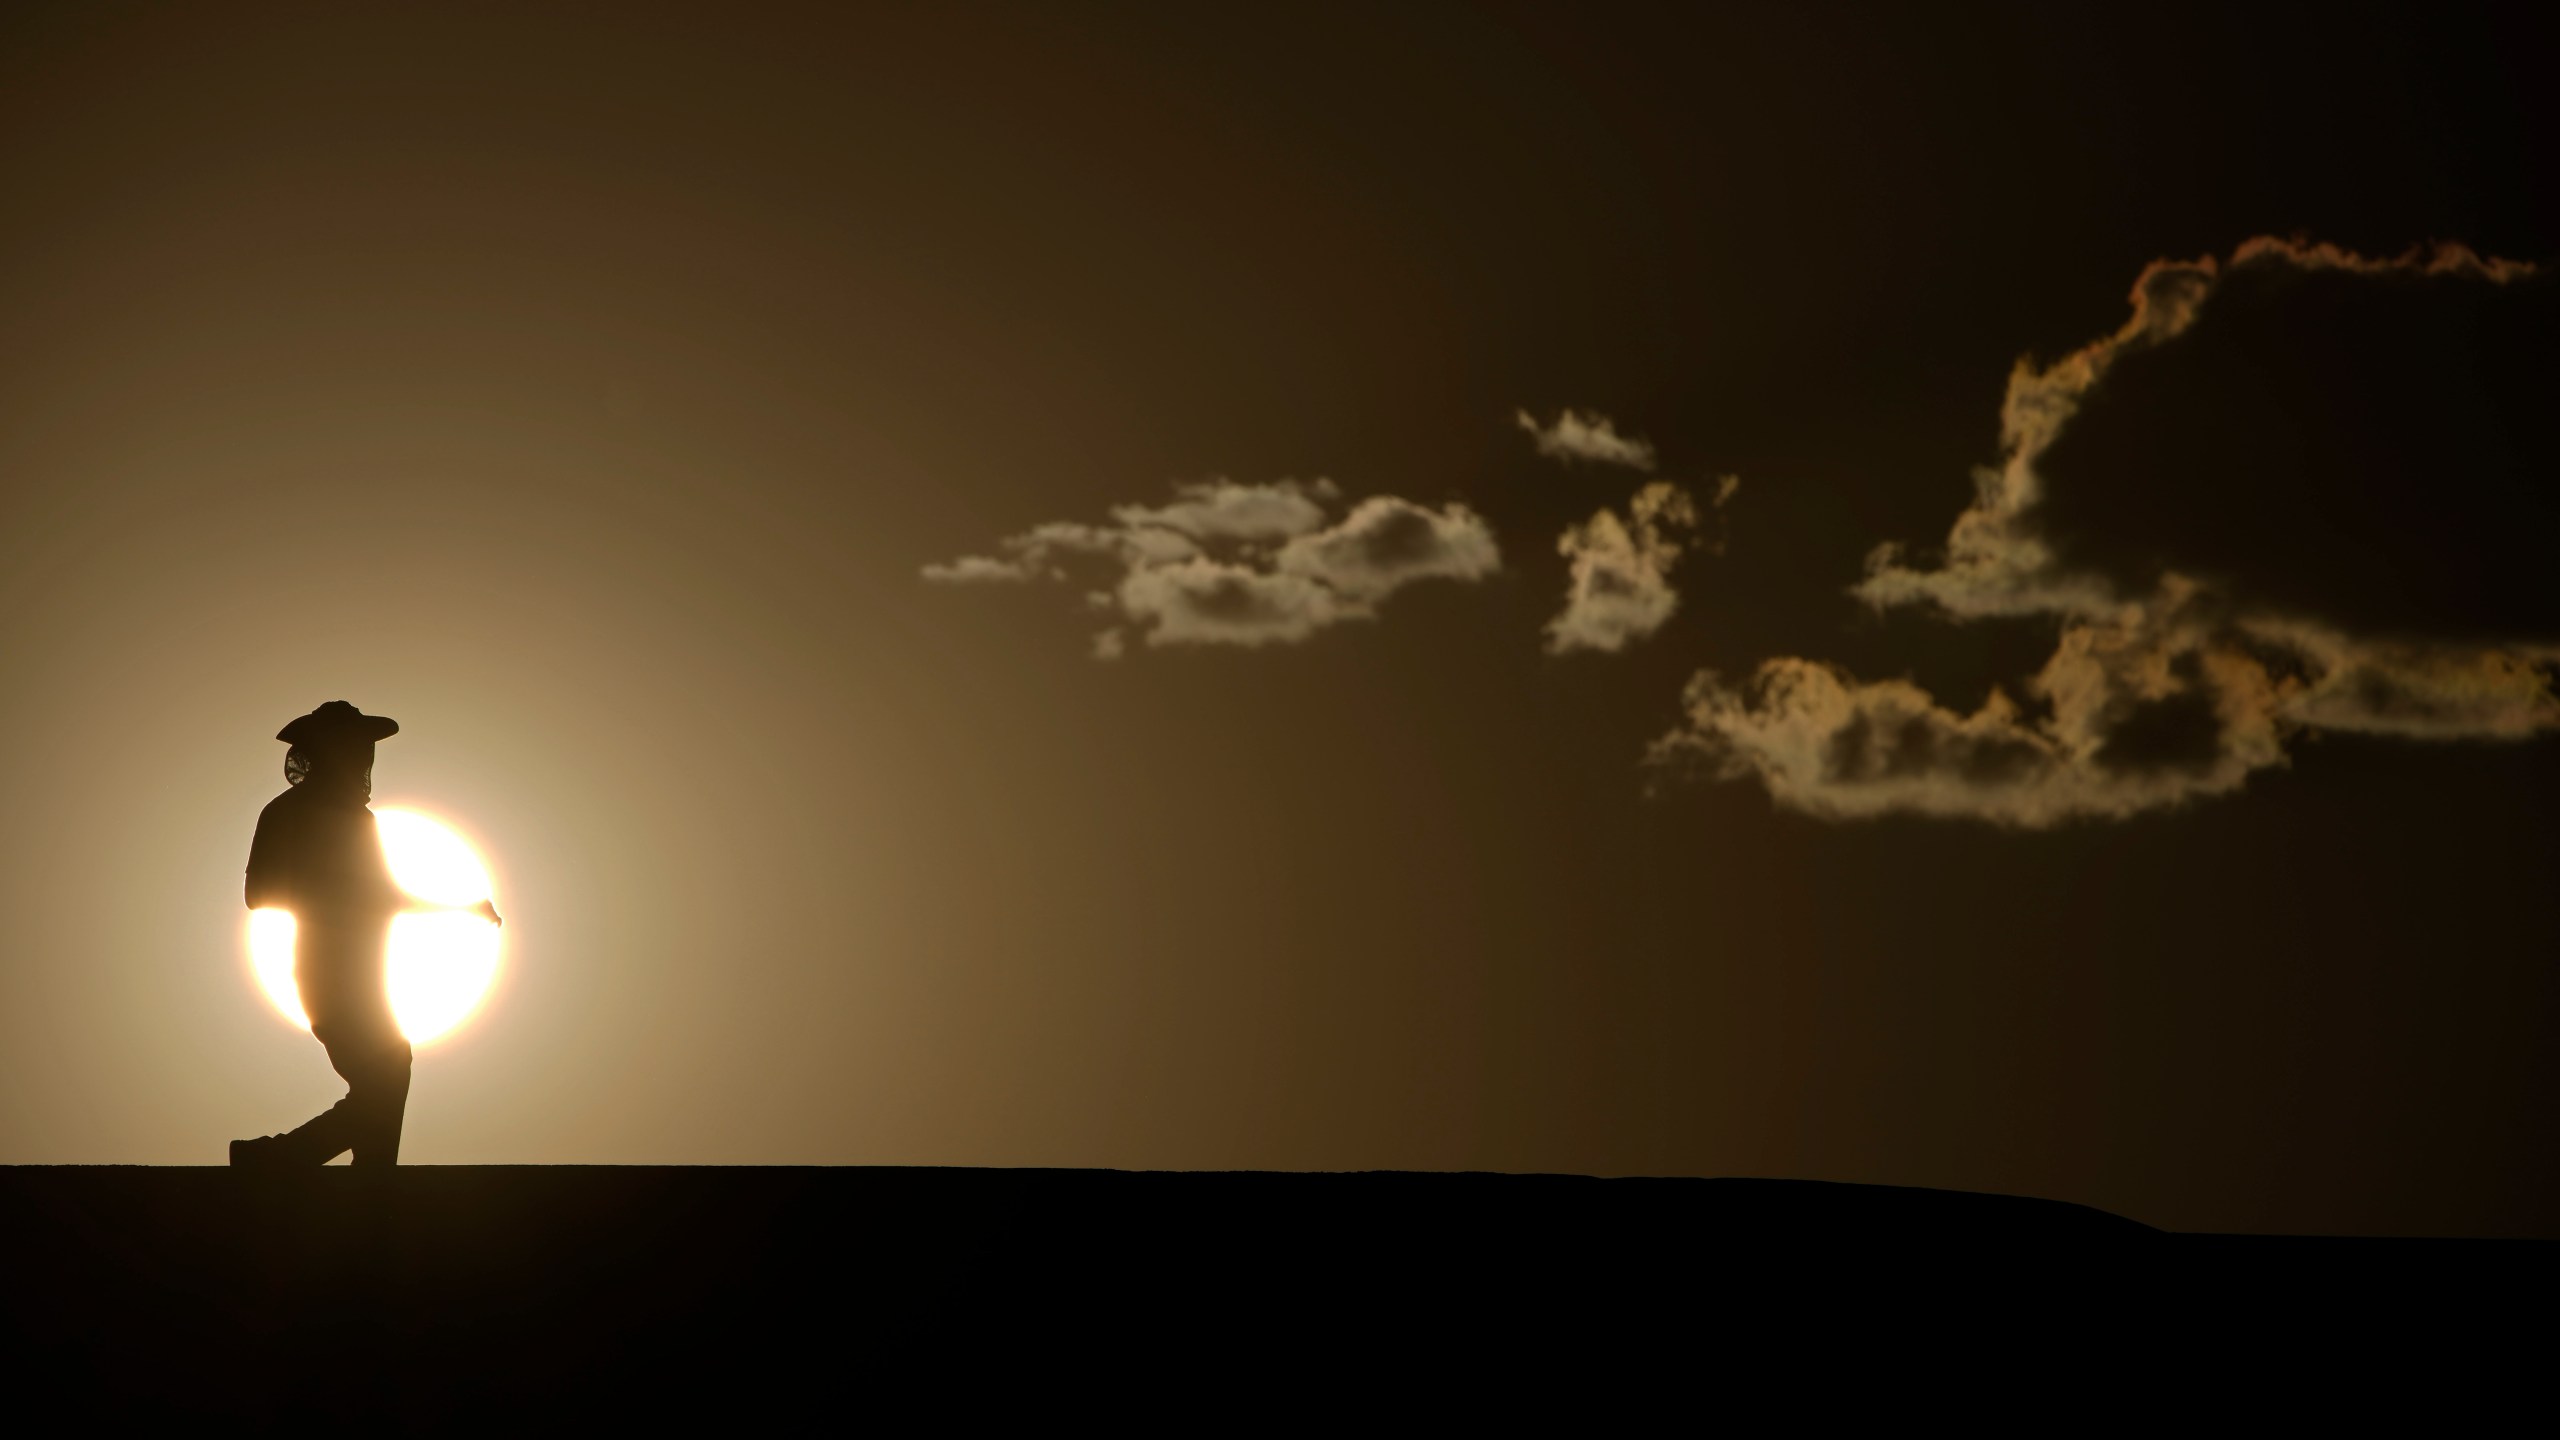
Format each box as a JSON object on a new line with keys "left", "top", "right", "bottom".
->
{"left": 2, "top": 1, "right": 2554, "bottom": 1236}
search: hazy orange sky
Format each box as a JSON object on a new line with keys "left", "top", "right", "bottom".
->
{"left": 3, "top": 2, "right": 2555, "bottom": 1235}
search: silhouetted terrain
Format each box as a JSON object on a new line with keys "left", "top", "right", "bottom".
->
{"left": 3, "top": 1167, "right": 2543, "bottom": 1422}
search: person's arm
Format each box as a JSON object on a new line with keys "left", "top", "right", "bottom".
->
{"left": 244, "top": 806, "right": 290, "bottom": 910}
{"left": 348, "top": 812, "right": 494, "bottom": 922}
{"left": 394, "top": 893, "right": 503, "bottom": 926}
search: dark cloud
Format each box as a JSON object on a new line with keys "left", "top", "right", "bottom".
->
{"left": 1660, "top": 240, "right": 2560, "bottom": 825}
{"left": 1853, "top": 240, "right": 2538, "bottom": 623}
{"left": 2090, "top": 689, "right": 2223, "bottom": 778}
{"left": 2035, "top": 255, "right": 2560, "bottom": 639}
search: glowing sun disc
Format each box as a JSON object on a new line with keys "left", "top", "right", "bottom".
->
{"left": 246, "top": 807, "right": 502, "bottom": 1045}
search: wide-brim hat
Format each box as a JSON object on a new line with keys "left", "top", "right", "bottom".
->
{"left": 277, "top": 700, "right": 400, "bottom": 746}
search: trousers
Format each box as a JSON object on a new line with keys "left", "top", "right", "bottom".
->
{"left": 280, "top": 937, "right": 413, "bottom": 1167}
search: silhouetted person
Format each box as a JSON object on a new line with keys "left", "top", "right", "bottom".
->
{"left": 230, "top": 702, "right": 498, "bottom": 1168}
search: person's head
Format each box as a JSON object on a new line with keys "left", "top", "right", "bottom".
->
{"left": 276, "top": 702, "right": 398, "bottom": 801}
{"left": 284, "top": 737, "right": 377, "bottom": 797}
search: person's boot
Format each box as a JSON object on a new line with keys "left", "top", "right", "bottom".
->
{"left": 229, "top": 1134, "right": 302, "bottom": 1168}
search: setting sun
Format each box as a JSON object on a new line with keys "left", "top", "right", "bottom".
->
{"left": 247, "top": 807, "right": 502, "bottom": 1044}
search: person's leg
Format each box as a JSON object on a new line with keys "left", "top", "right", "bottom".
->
{"left": 256, "top": 1010, "right": 411, "bottom": 1166}
{"left": 308, "top": 1012, "right": 413, "bottom": 1169}
{"left": 263, "top": 1017, "right": 366, "bottom": 1164}
{"left": 237, "top": 932, "right": 408, "bottom": 1167}
{"left": 268, "top": 1091, "right": 358, "bottom": 1164}
{"left": 345, "top": 1028, "right": 413, "bottom": 1168}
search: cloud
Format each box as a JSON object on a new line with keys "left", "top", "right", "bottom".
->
{"left": 1849, "top": 257, "right": 2217, "bottom": 619}
{"left": 1853, "top": 239, "right": 2538, "bottom": 622}
{"left": 2252, "top": 618, "right": 2560, "bottom": 741}
{"left": 1657, "top": 579, "right": 2559, "bottom": 826}
{"left": 1112, "top": 477, "right": 1339, "bottom": 542}
{"left": 2225, "top": 235, "right": 2537, "bottom": 285}
{"left": 1277, "top": 495, "right": 1502, "bottom": 602}
{"left": 1548, "top": 479, "right": 1738, "bottom": 655}
{"left": 1116, "top": 559, "right": 1348, "bottom": 649}
{"left": 925, "top": 478, "right": 1499, "bottom": 655}
{"left": 1656, "top": 238, "right": 2559, "bottom": 826}
{"left": 922, "top": 515, "right": 1205, "bottom": 585}
{"left": 1515, "top": 408, "right": 1658, "bottom": 470}
{"left": 920, "top": 554, "right": 1037, "bottom": 584}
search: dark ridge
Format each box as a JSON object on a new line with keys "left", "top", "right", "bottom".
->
{"left": 1, "top": 1166, "right": 2541, "bottom": 1421}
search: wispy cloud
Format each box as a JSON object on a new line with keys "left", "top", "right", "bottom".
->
{"left": 1514, "top": 408, "right": 1658, "bottom": 471}
{"left": 1658, "top": 581, "right": 2560, "bottom": 826}
{"left": 918, "top": 554, "right": 1037, "bottom": 584}
{"left": 925, "top": 478, "right": 1499, "bottom": 656}
{"left": 1547, "top": 478, "right": 1737, "bottom": 655}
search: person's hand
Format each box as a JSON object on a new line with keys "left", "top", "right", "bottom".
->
{"left": 477, "top": 899, "right": 504, "bottom": 927}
